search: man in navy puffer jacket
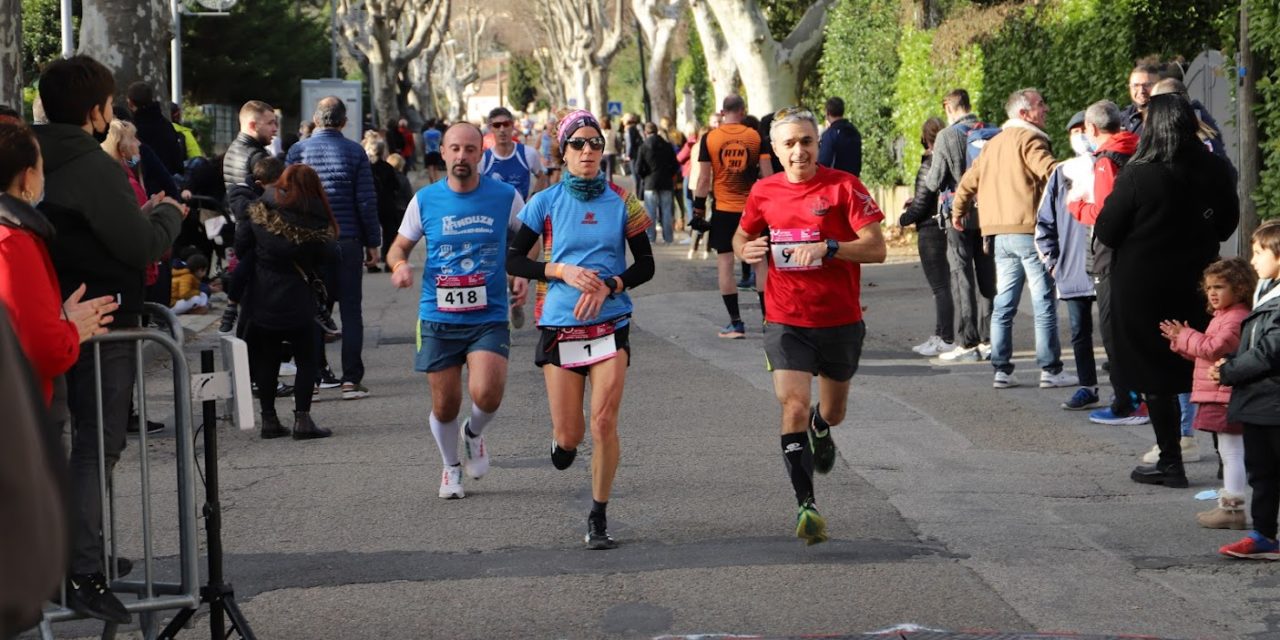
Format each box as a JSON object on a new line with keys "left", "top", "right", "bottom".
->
{"left": 286, "top": 96, "right": 379, "bottom": 398}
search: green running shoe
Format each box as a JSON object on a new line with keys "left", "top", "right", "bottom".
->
{"left": 809, "top": 407, "right": 836, "bottom": 474}
{"left": 795, "top": 499, "right": 828, "bottom": 546}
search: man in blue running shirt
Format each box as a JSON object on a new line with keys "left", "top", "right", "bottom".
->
{"left": 386, "top": 123, "right": 528, "bottom": 500}
{"left": 481, "top": 107, "right": 546, "bottom": 328}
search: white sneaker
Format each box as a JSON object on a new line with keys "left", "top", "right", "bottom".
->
{"left": 1181, "top": 435, "right": 1202, "bottom": 462}
{"left": 1141, "top": 444, "right": 1160, "bottom": 464}
{"left": 278, "top": 362, "right": 297, "bottom": 377}
{"left": 993, "top": 371, "right": 1020, "bottom": 389}
{"left": 438, "top": 465, "right": 465, "bottom": 499}
{"left": 911, "top": 336, "right": 940, "bottom": 354}
{"left": 461, "top": 420, "right": 489, "bottom": 479}
{"left": 686, "top": 247, "right": 695, "bottom": 260}
{"left": 918, "top": 337, "right": 954, "bottom": 357}
{"left": 1039, "top": 370, "right": 1079, "bottom": 388}
{"left": 939, "top": 344, "right": 980, "bottom": 362}
{"left": 978, "top": 343, "right": 992, "bottom": 360}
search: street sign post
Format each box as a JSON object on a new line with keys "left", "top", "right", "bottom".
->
{"left": 607, "top": 101, "right": 623, "bottom": 117}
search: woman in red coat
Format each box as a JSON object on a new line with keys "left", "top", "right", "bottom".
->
{"left": 0, "top": 121, "right": 117, "bottom": 414}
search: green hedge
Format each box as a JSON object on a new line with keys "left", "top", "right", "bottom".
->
{"left": 820, "top": 0, "right": 902, "bottom": 186}
{"left": 1251, "top": 0, "right": 1280, "bottom": 220}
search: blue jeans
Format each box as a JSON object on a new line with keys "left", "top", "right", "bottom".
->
{"left": 990, "top": 234, "right": 1061, "bottom": 374}
{"left": 336, "top": 238, "right": 366, "bottom": 384}
{"left": 1063, "top": 296, "right": 1097, "bottom": 387}
{"left": 1179, "top": 393, "right": 1195, "bottom": 436}
{"left": 644, "top": 190, "right": 675, "bottom": 244}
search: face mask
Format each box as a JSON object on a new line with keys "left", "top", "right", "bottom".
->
{"left": 127, "top": 154, "right": 141, "bottom": 168}
{"left": 1070, "top": 133, "right": 1092, "bottom": 157}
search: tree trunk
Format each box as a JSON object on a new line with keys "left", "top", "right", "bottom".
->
{"left": 587, "top": 66, "right": 608, "bottom": 117}
{"left": 0, "top": 0, "right": 21, "bottom": 110}
{"left": 79, "top": 0, "right": 171, "bottom": 104}
{"left": 632, "top": 0, "right": 682, "bottom": 125}
{"left": 367, "top": 43, "right": 399, "bottom": 128}
{"left": 689, "top": 0, "right": 737, "bottom": 110}
{"left": 704, "top": 0, "right": 833, "bottom": 114}
{"left": 409, "top": 52, "right": 439, "bottom": 121}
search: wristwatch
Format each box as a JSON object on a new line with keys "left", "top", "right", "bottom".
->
{"left": 825, "top": 238, "right": 840, "bottom": 259}
{"left": 605, "top": 277, "right": 620, "bottom": 294}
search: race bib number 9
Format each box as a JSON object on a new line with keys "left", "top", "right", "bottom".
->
{"left": 770, "top": 228, "right": 822, "bottom": 271}
{"left": 436, "top": 274, "right": 487, "bottom": 312}
{"left": 557, "top": 321, "right": 618, "bottom": 368}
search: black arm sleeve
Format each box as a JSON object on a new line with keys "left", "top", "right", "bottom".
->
{"left": 618, "top": 232, "right": 655, "bottom": 290}
{"left": 506, "top": 224, "right": 547, "bottom": 280}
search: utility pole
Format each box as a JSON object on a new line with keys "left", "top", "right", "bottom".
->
{"left": 60, "top": 0, "right": 74, "bottom": 57}
{"left": 330, "top": 0, "right": 338, "bottom": 78}
{"left": 1238, "top": 0, "right": 1260, "bottom": 258}
{"left": 171, "top": 0, "right": 183, "bottom": 104}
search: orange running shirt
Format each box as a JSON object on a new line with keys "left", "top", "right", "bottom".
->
{"left": 698, "top": 123, "right": 769, "bottom": 213}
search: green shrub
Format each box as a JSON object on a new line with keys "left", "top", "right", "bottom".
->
{"left": 1250, "top": 0, "right": 1280, "bottom": 220}
{"left": 821, "top": 0, "right": 902, "bottom": 186}
{"left": 892, "top": 26, "right": 940, "bottom": 182}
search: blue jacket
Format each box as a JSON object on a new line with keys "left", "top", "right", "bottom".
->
{"left": 1035, "top": 156, "right": 1095, "bottom": 300}
{"left": 285, "top": 128, "right": 380, "bottom": 247}
{"left": 818, "top": 118, "right": 862, "bottom": 177}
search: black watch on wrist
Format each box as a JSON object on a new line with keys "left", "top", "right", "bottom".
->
{"left": 825, "top": 238, "right": 840, "bottom": 259}
{"left": 605, "top": 277, "right": 619, "bottom": 294}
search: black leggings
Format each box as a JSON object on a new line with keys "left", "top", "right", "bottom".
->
{"left": 918, "top": 224, "right": 954, "bottom": 343}
{"left": 246, "top": 323, "right": 318, "bottom": 417}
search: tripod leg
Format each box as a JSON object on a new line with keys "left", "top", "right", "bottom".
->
{"left": 222, "top": 597, "right": 257, "bottom": 639}
{"left": 156, "top": 608, "right": 197, "bottom": 639}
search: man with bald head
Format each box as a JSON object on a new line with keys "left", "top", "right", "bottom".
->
{"left": 287, "top": 96, "right": 380, "bottom": 398}
{"left": 384, "top": 123, "right": 528, "bottom": 499}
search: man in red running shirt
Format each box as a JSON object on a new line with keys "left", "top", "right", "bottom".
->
{"left": 733, "top": 107, "right": 886, "bottom": 545}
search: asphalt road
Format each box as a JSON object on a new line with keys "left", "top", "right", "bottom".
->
{"left": 45, "top": 203, "right": 1280, "bottom": 640}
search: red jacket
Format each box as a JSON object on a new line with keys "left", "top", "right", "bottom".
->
{"left": 0, "top": 225, "right": 81, "bottom": 405}
{"left": 1068, "top": 131, "right": 1139, "bottom": 224}
{"left": 1170, "top": 303, "right": 1250, "bottom": 405}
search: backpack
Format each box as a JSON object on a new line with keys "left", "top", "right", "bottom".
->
{"left": 938, "top": 120, "right": 1002, "bottom": 229}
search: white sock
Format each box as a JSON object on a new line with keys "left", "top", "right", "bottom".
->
{"left": 1219, "top": 432, "right": 1247, "bottom": 496}
{"left": 468, "top": 404, "right": 496, "bottom": 437}
{"left": 429, "top": 413, "right": 460, "bottom": 466}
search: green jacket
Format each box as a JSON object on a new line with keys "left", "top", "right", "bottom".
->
{"left": 34, "top": 123, "right": 182, "bottom": 326}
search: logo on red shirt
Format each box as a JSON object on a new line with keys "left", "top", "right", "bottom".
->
{"left": 582, "top": 211, "right": 598, "bottom": 224}
{"left": 807, "top": 195, "right": 831, "bottom": 217}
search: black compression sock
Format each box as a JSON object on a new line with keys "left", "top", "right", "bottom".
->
{"left": 812, "top": 403, "right": 830, "bottom": 434}
{"left": 722, "top": 294, "right": 741, "bottom": 323}
{"left": 590, "top": 500, "right": 607, "bottom": 519}
{"left": 781, "top": 432, "right": 814, "bottom": 506}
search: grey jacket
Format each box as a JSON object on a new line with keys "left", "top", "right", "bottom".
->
{"left": 924, "top": 113, "right": 980, "bottom": 192}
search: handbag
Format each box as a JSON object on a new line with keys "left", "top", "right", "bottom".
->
{"left": 292, "top": 262, "right": 338, "bottom": 334}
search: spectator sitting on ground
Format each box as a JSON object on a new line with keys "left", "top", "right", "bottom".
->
{"left": 170, "top": 253, "right": 210, "bottom": 315}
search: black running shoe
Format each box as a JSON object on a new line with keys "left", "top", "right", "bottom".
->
{"left": 585, "top": 515, "right": 618, "bottom": 550}
{"left": 551, "top": 440, "right": 577, "bottom": 470}
{"left": 809, "top": 407, "right": 836, "bottom": 474}
{"left": 126, "top": 415, "right": 165, "bottom": 434}
{"left": 66, "top": 572, "right": 131, "bottom": 624}
{"left": 317, "top": 366, "right": 342, "bottom": 389}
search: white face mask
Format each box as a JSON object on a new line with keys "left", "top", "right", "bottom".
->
{"left": 1070, "top": 133, "right": 1092, "bottom": 157}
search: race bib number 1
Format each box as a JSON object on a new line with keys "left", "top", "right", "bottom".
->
{"left": 557, "top": 321, "right": 618, "bottom": 368}
{"left": 770, "top": 228, "right": 822, "bottom": 271}
{"left": 436, "top": 274, "right": 487, "bottom": 312}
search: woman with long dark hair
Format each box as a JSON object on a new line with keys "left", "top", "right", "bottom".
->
{"left": 234, "top": 164, "right": 338, "bottom": 440}
{"left": 900, "top": 117, "right": 953, "bottom": 357}
{"left": 1095, "top": 93, "right": 1239, "bottom": 486}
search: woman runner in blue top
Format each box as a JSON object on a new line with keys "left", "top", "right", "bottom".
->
{"left": 508, "top": 109, "right": 655, "bottom": 549}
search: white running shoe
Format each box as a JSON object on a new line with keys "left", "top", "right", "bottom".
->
{"left": 461, "top": 420, "right": 490, "bottom": 480}
{"left": 993, "top": 371, "right": 1020, "bottom": 389}
{"left": 1040, "top": 370, "right": 1079, "bottom": 388}
{"left": 438, "top": 465, "right": 465, "bottom": 499}
{"left": 916, "top": 336, "right": 954, "bottom": 357}
{"left": 912, "top": 336, "right": 941, "bottom": 354}
{"left": 978, "top": 343, "right": 992, "bottom": 360}
{"left": 686, "top": 247, "right": 695, "bottom": 260}
{"left": 939, "top": 344, "right": 980, "bottom": 362}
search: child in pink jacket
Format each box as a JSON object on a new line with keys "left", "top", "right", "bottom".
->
{"left": 1160, "top": 258, "right": 1256, "bottom": 529}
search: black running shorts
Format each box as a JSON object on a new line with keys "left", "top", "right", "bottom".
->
{"left": 709, "top": 209, "right": 741, "bottom": 254}
{"left": 535, "top": 323, "right": 632, "bottom": 376}
{"left": 764, "top": 321, "right": 866, "bottom": 382}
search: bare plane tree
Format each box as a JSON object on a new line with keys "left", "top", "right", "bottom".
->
{"left": 336, "top": 0, "right": 450, "bottom": 129}
{"left": 631, "top": 0, "right": 683, "bottom": 125}
{"left": 688, "top": 0, "right": 737, "bottom": 112}
{"left": 534, "top": 0, "right": 626, "bottom": 116}
{"left": 433, "top": 4, "right": 487, "bottom": 122}
{"left": 0, "top": 0, "right": 20, "bottom": 110}
{"left": 79, "top": 0, "right": 172, "bottom": 104}
{"left": 703, "top": 0, "right": 834, "bottom": 114}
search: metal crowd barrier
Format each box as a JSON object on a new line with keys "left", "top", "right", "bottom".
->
{"left": 39, "top": 303, "right": 201, "bottom": 640}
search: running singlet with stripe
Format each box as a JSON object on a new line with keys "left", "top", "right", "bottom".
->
{"left": 518, "top": 182, "right": 651, "bottom": 328}
{"left": 397, "top": 176, "right": 523, "bottom": 325}
{"left": 481, "top": 142, "right": 541, "bottom": 200}
{"left": 739, "top": 166, "right": 884, "bottom": 328}
{"left": 698, "top": 123, "right": 770, "bottom": 213}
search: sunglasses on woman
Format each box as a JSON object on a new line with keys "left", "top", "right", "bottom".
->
{"left": 565, "top": 136, "right": 606, "bottom": 151}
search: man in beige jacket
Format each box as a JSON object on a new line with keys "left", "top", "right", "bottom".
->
{"left": 953, "top": 88, "right": 1075, "bottom": 390}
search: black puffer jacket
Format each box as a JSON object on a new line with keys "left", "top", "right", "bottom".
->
{"left": 233, "top": 194, "right": 335, "bottom": 331}
{"left": 223, "top": 132, "right": 269, "bottom": 193}
{"left": 1222, "top": 281, "right": 1280, "bottom": 426}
